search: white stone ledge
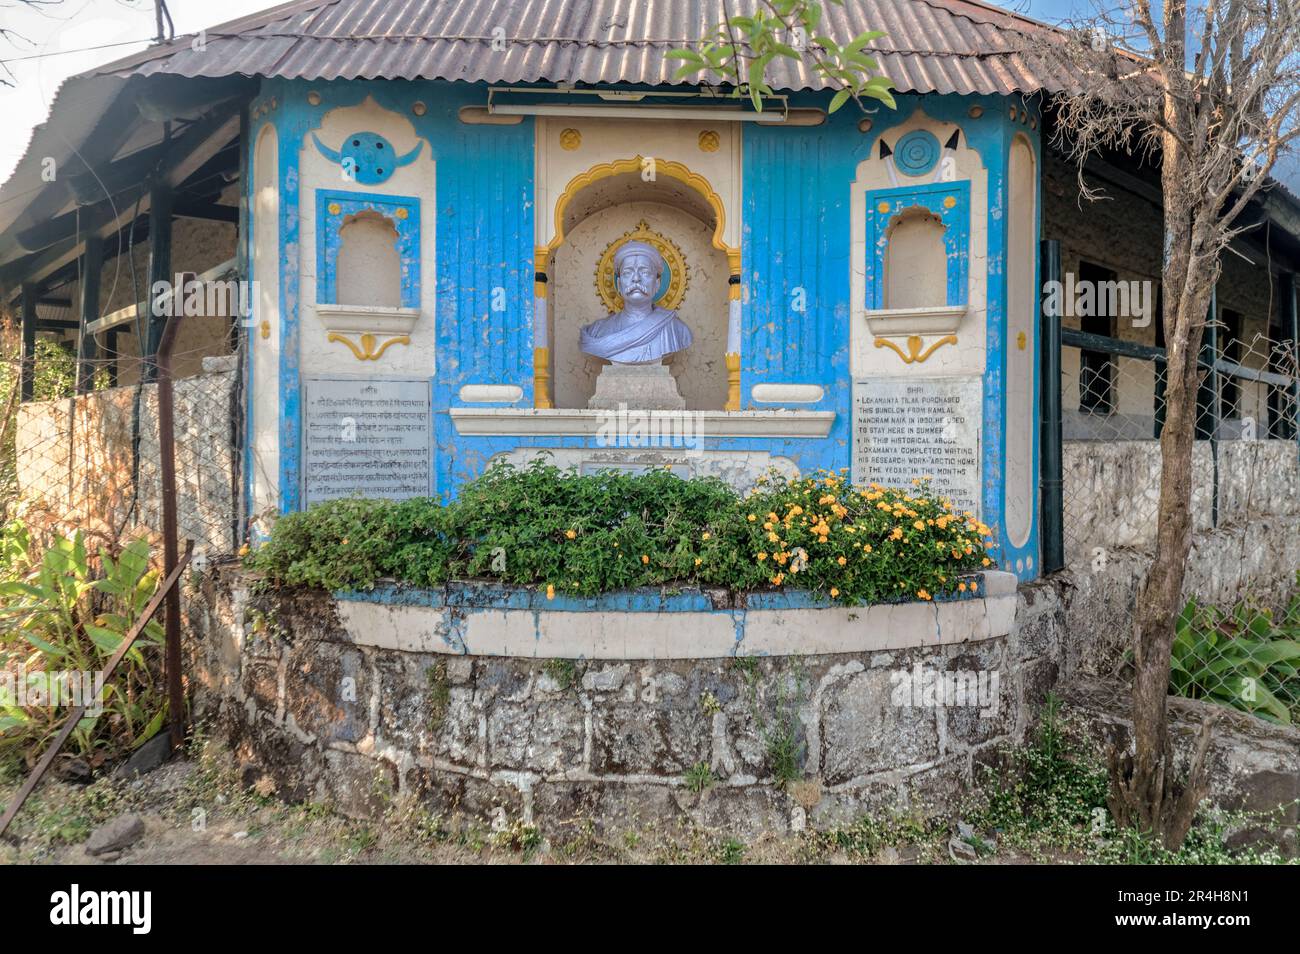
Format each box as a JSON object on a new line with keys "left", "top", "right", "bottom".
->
{"left": 333, "top": 573, "right": 1017, "bottom": 660}
{"left": 448, "top": 407, "right": 836, "bottom": 438}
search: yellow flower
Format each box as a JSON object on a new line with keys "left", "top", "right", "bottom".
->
{"left": 694, "top": 558, "right": 703, "bottom": 567}
{"left": 748, "top": 514, "right": 757, "bottom": 522}
{"left": 913, "top": 520, "right": 926, "bottom": 531}
{"left": 701, "top": 532, "right": 711, "bottom": 541}
{"left": 837, "top": 555, "right": 847, "bottom": 566}
{"left": 757, "top": 552, "right": 768, "bottom": 562}
{"left": 641, "top": 554, "right": 650, "bottom": 564}
{"left": 862, "top": 544, "right": 873, "bottom": 553}
{"left": 238, "top": 544, "right": 250, "bottom": 557}
{"left": 768, "top": 531, "right": 779, "bottom": 543}
{"left": 763, "top": 521, "right": 774, "bottom": 531}
{"left": 917, "top": 589, "right": 932, "bottom": 601}
{"left": 771, "top": 573, "right": 785, "bottom": 586}
{"left": 829, "top": 587, "right": 840, "bottom": 598}
{"left": 982, "top": 557, "right": 992, "bottom": 566}
{"left": 890, "top": 527, "right": 904, "bottom": 541}
{"left": 546, "top": 584, "right": 555, "bottom": 600}
{"left": 565, "top": 529, "right": 577, "bottom": 539}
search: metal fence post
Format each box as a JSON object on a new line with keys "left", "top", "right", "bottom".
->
{"left": 1039, "top": 239, "right": 1064, "bottom": 573}
{"left": 1288, "top": 272, "right": 1299, "bottom": 459}
{"left": 1203, "top": 285, "right": 1220, "bottom": 527}
{"left": 156, "top": 313, "right": 186, "bottom": 750}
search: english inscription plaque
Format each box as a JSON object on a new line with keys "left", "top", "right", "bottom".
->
{"left": 852, "top": 376, "right": 982, "bottom": 516}
{"left": 303, "top": 376, "right": 433, "bottom": 504}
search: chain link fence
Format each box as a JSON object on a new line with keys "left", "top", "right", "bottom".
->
{"left": 1058, "top": 309, "right": 1300, "bottom": 726}
{"left": 0, "top": 308, "right": 245, "bottom": 564}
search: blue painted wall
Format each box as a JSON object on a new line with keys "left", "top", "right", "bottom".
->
{"left": 248, "top": 79, "right": 1042, "bottom": 578}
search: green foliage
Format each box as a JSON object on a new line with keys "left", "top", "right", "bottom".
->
{"left": 666, "top": 0, "right": 894, "bottom": 113}
{"left": 1170, "top": 597, "right": 1300, "bottom": 724}
{"left": 246, "top": 462, "right": 994, "bottom": 605}
{"left": 684, "top": 761, "right": 716, "bottom": 794}
{"left": 426, "top": 660, "right": 450, "bottom": 733}
{"left": 968, "top": 693, "right": 1110, "bottom": 855}
{"left": 542, "top": 658, "right": 580, "bottom": 692}
{"left": 0, "top": 529, "right": 165, "bottom": 762}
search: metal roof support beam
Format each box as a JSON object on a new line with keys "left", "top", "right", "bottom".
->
{"left": 19, "top": 283, "right": 38, "bottom": 402}
{"left": 143, "top": 178, "right": 172, "bottom": 382}
{"left": 76, "top": 233, "right": 103, "bottom": 394}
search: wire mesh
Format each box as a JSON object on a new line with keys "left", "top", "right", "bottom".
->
{"left": 0, "top": 310, "right": 244, "bottom": 564}
{"left": 1061, "top": 317, "right": 1300, "bottom": 725}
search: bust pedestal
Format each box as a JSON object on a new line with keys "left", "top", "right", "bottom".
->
{"left": 588, "top": 364, "right": 686, "bottom": 410}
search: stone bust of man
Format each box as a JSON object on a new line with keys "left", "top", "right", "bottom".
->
{"left": 579, "top": 239, "right": 693, "bottom": 364}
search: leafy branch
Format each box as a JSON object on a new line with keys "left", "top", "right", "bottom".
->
{"left": 666, "top": 0, "right": 895, "bottom": 113}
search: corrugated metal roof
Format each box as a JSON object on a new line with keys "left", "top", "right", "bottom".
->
{"left": 90, "top": 0, "right": 1074, "bottom": 97}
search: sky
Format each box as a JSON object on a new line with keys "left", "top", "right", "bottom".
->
{"left": 0, "top": 0, "right": 1291, "bottom": 189}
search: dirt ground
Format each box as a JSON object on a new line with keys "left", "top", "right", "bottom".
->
{"left": 0, "top": 744, "right": 980, "bottom": 865}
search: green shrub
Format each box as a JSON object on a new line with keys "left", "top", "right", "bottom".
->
{"left": 246, "top": 462, "right": 995, "bottom": 604}
{"left": 0, "top": 530, "right": 165, "bottom": 761}
{"left": 1170, "top": 596, "right": 1300, "bottom": 724}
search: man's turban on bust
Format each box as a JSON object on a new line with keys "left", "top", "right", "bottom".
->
{"left": 613, "top": 239, "right": 665, "bottom": 277}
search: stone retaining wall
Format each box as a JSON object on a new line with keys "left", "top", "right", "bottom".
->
{"left": 185, "top": 567, "right": 1043, "bottom": 836}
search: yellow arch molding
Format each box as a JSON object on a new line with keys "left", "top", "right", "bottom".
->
{"left": 536, "top": 155, "right": 743, "bottom": 410}
{"left": 541, "top": 155, "right": 741, "bottom": 271}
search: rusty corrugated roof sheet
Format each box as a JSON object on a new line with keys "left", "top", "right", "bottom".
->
{"left": 90, "top": 0, "right": 1074, "bottom": 97}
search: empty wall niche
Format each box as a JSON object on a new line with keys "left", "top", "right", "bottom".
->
{"left": 865, "top": 181, "right": 970, "bottom": 336}
{"left": 315, "top": 189, "right": 422, "bottom": 338}
{"left": 337, "top": 210, "right": 402, "bottom": 308}
{"left": 884, "top": 208, "right": 947, "bottom": 310}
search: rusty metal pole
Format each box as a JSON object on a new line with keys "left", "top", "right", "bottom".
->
{"left": 156, "top": 309, "right": 185, "bottom": 751}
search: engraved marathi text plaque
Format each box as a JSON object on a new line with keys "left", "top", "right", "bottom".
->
{"left": 303, "top": 376, "right": 433, "bottom": 504}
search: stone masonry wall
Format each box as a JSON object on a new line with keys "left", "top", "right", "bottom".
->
{"left": 15, "top": 360, "right": 239, "bottom": 554}
{"left": 187, "top": 567, "right": 1046, "bottom": 837}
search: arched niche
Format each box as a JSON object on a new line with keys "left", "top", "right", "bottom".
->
{"left": 336, "top": 210, "right": 402, "bottom": 308}
{"left": 883, "top": 208, "right": 948, "bottom": 310}
{"left": 542, "top": 162, "right": 733, "bottom": 411}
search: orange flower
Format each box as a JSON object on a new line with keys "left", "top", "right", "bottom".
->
{"left": 837, "top": 556, "right": 847, "bottom": 566}
{"left": 829, "top": 587, "right": 840, "bottom": 598}
{"left": 641, "top": 554, "right": 650, "bottom": 564}
{"left": 916, "top": 589, "right": 932, "bottom": 601}
{"left": 565, "top": 529, "right": 577, "bottom": 539}
{"left": 757, "top": 552, "right": 768, "bottom": 562}
{"left": 546, "top": 584, "right": 555, "bottom": 600}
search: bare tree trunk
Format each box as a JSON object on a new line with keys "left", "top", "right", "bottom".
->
{"left": 1109, "top": 117, "right": 1217, "bottom": 842}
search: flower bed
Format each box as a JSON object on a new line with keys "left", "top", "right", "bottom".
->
{"left": 247, "top": 463, "right": 995, "bottom": 605}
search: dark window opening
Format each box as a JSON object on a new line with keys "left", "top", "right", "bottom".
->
{"left": 1078, "top": 261, "right": 1116, "bottom": 415}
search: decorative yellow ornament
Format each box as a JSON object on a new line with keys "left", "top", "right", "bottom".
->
{"left": 943, "top": 195, "right": 957, "bottom": 209}
{"left": 594, "top": 219, "right": 689, "bottom": 313}
{"left": 873, "top": 334, "right": 958, "bottom": 364}
{"left": 877, "top": 201, "right": 891, "bottom": 214}
{"left": 698, "top": 129, "right": 720, "bottom": 152}
{"left": 559, "top": 127, "right": 582, "bottom": 150}
{"left": 327, "top": 202, "right": 341, "bottom": 215}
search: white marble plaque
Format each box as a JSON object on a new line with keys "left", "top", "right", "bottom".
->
{"left": 852, "top": 376, "right": 982, "bottom": 516}
{"left": 303, "top": 376, "right": 433, "bottom": 504}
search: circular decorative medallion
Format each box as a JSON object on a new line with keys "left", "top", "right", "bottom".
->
{"left": 559, "top": 127, "right": 582, "bottom": 150}
{"left": 894, "top": 130, "right": 941, "bottom": 177}
{"left": 595, "top": 220, "right": 689, "bottom": 313}
{"left": 698, "top": 129, "right": 720, "bottom": 152}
